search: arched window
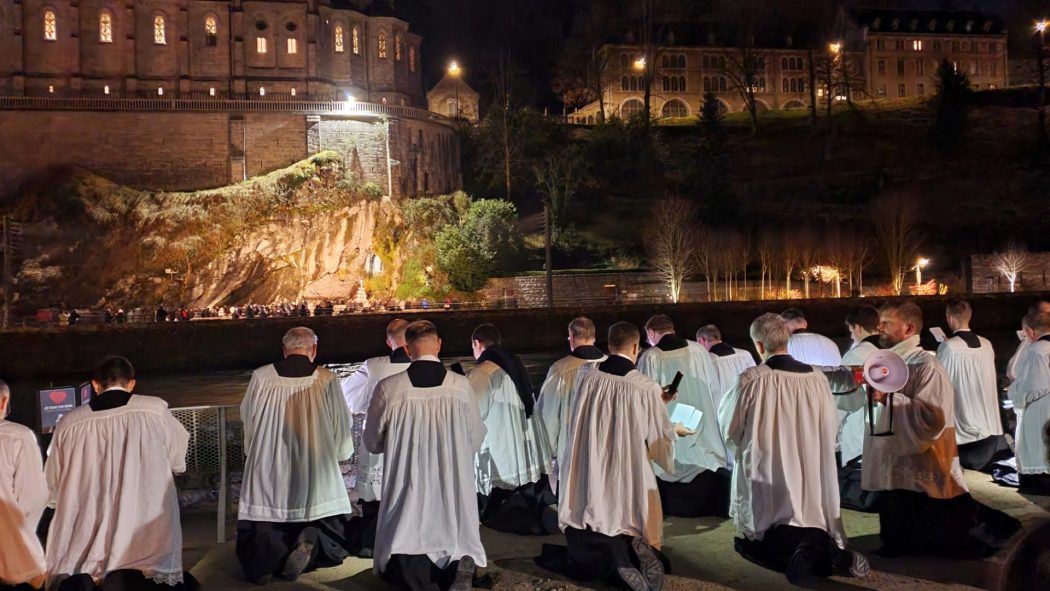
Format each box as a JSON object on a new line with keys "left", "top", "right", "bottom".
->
{"left": 587, "top": 115, "right": 594, "bottom": 124}
{"left": 205, "top": 15, "right": 218, "bottom": 46}
{"left": 629, "top": 76, "right": 637, "bottom": 91}
{"left": 334, "top": 24, "right": 344, "bottom": 52}
{"left": 662, "top": 77, "right": 669, "bottom": 92}
{"left": 352, "top": 26, "right": 360, "bottom": 54}
{"left": 678, "top": 54, "right": 686, "bottom": 67}
{"left": 99, "top": 10, "right": 113, "bottom": 43}
{"left": 153, "top": 15, "right": 166, "bottom": 45}
{"left": 378, "top": 31, "right": 387, "bottom": 58}
{"left": 287, "top": 38, "right": 297, "bottom": 54}
{"left": 781, "top": 57, "right": 788, "bottom": 70}
{"left": 44, "top": 9, "right": 57, "bottom": 41}
{"left": 620, "top": 98, "right": 644, "bottom": 118}
{"left": 256, "top": 37, "right": 267, "bottom": 53}
{"left": 679, "top": 76, "right": 686, "bottom": 91}
{"left": 661, "top": 55, "right": 670, "bottom": 68}
{"left": 621, "top": 76, "right": 629, "bottom": 91}
{"left": 784, "top": 78, "right": 790, "bottom": 92}
{"left": 661, "top": 99, "right": 688, "bottom": 118}
{"left": 395, "top": 33, "right": 402, "bottom": 61}
{"left": 409, "top": 46, "right": 416, "bottom": 71}
{"left": 703, "top": 77, "right": 711, "bottom": 91}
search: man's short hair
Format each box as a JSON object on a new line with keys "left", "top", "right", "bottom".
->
{"left": 644, "top": 314, "right": 675, "bottom": 335}
{"left": 750, "top": 313, "right": 790, "bottom": 352}
{"left": 568, "top": 317, "right": 596, "bottom": 341}
{"left": 608, "top": 322, "right": 640, "bottom": 353}
{"left": 94, "top": 356, "right": 135, "bottom": 389}
{"left": 781, "top": 308, "right": 806, "bottom": 321}
{"left": 697, "top": 324, "right": 721, "bottom": 342}
{"left": 405, "top": 320, "right": 439, "bottom": 345}
{"left": 282, "top": 327, "right": 317, "bottom": 351}
{"left": 386, "top": 318, "right": 410, "bottom": 341}
{"left": 845, "top": 305, "right": 880, "bottom": 332}
{"left": 471, "top": 324, "right": 502, "bottom": 348}
{"left": 1028, "top": 301, "right": 1050, "bottom": 314}
{"left": 1024, "top": 311, "right": 1050, "bottom": 334}
{"left": 880, "top": 300, "right": 924, "bottom": 333}
{"left": 0, "top": 379, "right": 9, "bottom": 399}
{"left": 946, "top": 298, "right": 972, "bottom": 322}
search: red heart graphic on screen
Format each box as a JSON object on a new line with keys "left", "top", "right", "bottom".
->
{"left": 49, "top": 391, "right": 67, "bottom": 405}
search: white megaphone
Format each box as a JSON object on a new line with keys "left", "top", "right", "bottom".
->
{"left": 862, "top": 350, "right": 910, "bottom": 437}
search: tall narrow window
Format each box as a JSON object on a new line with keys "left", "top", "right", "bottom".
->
{"left": 99, "top": 11, "right": 113, "bottom": 43}
{"left": 395, "top": 33, "right": 402, "bottom": 61}
{"left": 352, "top": 27, "right": 360, "bottom": 54}
{"left": 256, "top": 37, "right": 267, "bottom": 53}
{"left": 205, "top": 15, "right": 217, "bottom": 47}
{"left": 44, "top": 9, "right": 57, "bottom": 41}
{"left": 409, "top": 46, "right": 416, "bottom": 72}
{"left": 154, "top": 15, "right": 166, "bottom": 45}
{"left": 287, "top": 38, "right": 297, "bottom": 54}
{"left": 378, "top": 32, "right": 387, "bottom": 58}
{"left": 334, "top": 25, "right": 344, "bottom": 53}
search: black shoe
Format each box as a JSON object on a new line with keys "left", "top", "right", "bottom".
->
{"left": 450, "top": 556, "right": 476, "bottom": 591}
{"left": 280, "top": 540, "right": 315, "bottom": 581}
{"left": 631, "top": 538, "right": 665, "bottom": 591}
{"left": 831, "top": 549, "right": 870, "bottom": 579}
{"left": 616, "top": 567, "right": 651, "bottom": 591}
{"left": 785, "top": 544, "right": 817, "bottom": 585}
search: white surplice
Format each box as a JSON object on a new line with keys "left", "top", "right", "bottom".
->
{"left": 45, "top": 396, "right": 189, "bottom": 584}
{"left": 536, "top": 352, "right": 606, "bottom": 474}
{"left": 0, "top": 420, "right": 46, "bottom": 585}
{"left": 558, "top": 363, "right": 675, "bottom": 548}
{"left": 838, "top": 340, "right": 880, "bottom": 466}
{"left": 707, "top": 346, "right": 757, "bottom": 411}
{"left": 936, "top": 332, "right": 1003, "bottom": 445}
{"left": 637, "top": 343, "right": 727, "bottom": 482}
{"left": 364, "top": 365, "right": 488, "bottom": 572}
{"left": 718, "top": 364, "right": 847, "bottom": 548}
{"left": 468, "top": 361, "right": 550, "bottom": 495}
{"left": 342, "top": 354, "right": 410, "bottom": 502}
{"left": 1007, "top": 338, "right": 1030, "bottom": 382}
{"left": 1007, "top": 338, "right": 1050, "bottom": 475}
{"left": 788, "top": 332, "right": 843, "bottom": 367}
{"left": 239, "top": 365, "right": 354, "bottom": 522}
{"left": 861, "top": 336, "right": 968, "bottom": 499}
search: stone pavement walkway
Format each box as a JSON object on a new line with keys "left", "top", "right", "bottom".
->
{"left": 185, "top": 472, "right": 1049, "bottom": 591}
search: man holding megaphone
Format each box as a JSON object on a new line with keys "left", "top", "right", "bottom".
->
{"left": 863, "top": 301, "right": 1020, "bottom": 559}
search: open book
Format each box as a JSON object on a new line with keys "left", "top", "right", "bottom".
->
{"left": 670, "top": 403, "right": 703, "bottom": 432}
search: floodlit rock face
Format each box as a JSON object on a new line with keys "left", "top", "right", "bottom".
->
{"left": 7, "top": 151, "right": 403, "bottom": 309}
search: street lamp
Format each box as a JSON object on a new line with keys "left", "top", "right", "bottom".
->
{"left": 828, "top": 42, "right": 842, "bottom": 56}
{"left": 448, "top": 61, "right": 461, "bottom": 119}
{"left": 1036, "top": 21, "right": 1048, "bottom": 148}
{"left": 914, "top": 257, "right": 930, "bottom": 287}
{"left": 632, "top": 57, "right": 646, "bottom": 71}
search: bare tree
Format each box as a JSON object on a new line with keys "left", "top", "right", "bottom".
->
{"left": 780, "top": 229, "right": 801, "bottom": 295}
{"left": 645, "top": 197, "right": 699, "bottom": 303}
{"left": 757, "top": 231, "right": 775, "bottom": 299}
{"left": 872, "top": 193, "right": 921, "bottom": 296}
{"left": 796, "top": 225, "right": 819, "bottom": 298}
{"left": 487, "top": 48, "right": 518, "bottom": 200}
{"left": 532, "top": 144, "right": 587, "bottom": 308}
{"left": 694, "top": 225, "right": 716, "bottom": 302}
{"left": 992, "top": 243, "right": 1029, "bottom": 293}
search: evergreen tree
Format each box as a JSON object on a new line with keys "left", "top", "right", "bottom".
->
{"left": 930, "top": 59, "right": 973, "bottom": 153}
{"left": 677, "top": 93, "right": 736, "bottom": 222}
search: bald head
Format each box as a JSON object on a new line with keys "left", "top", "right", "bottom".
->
{"left": 386, "top": 318, "right": 409, "bottom": 350}
{"left": 405, "top": 320, "right": 442, "bottom": 359}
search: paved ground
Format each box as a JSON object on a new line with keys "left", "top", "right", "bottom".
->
{"left": 183, "top": 471, "right": 1049, "bottom": 591}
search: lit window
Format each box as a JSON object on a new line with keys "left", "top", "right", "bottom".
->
{"left": 378, "top": 32, "right": 387, "bottom": 58}
{"left": 158, "top": 87, "right": 164, "bottom": 96}
{"left": 205, "top": 15, "right": 217, "bottom": 46}
{"left": 99, "top": 11, "right": 113, "bottom": 43}
{"left": 290, "top": 88, "right": 296, "bottom": 96}
{"left": 104, "top": 85, "right": 110, "bottom": 94}
{"left": 154, "top": 15, "right": 166, "bottom": 45}
{"left": 352, "top": 27, "right": 360, "bottom": 55}
{"left": 287, "top": 38, "right": 297, "bottom": 54}
{"left": 335, "top": 25, "right": 344, "bottom": 53}
{"left": 259, "top": 87, "right": 265, "bottom": 97}
{"left": 44, "top": 10, "right": 57, "bottom": 41}
{"left": 410, "top": 46, "right": 416, "bottom": 72}
{"left": 395, "top": 33, "right": 402, "bottom": 61}
{"left": 256, "top": 37, "right": 267, "bottom": 53}
{"left": 913, "top": 39, "right": 922, "bottom": 51}
{"left": 48, "top": 85, "right": 54, "bottom": 93}
{"left": 209, "top": 87, "right": 215, "bottom": 96}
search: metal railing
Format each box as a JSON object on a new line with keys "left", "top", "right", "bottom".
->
{"left": 171, "top": 404, "right": 241, "bottom": 543}
{"left": 0, "top": 96, "right": 453, "bottom": 124}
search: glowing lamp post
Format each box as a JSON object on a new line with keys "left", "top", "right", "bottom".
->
{"left": 914, "top": 257, "right": 930, "bottom": 288}
{"left": 632, "top": 57, "right": 646, "bottom": 71}
{"left": 448, "top": 61, "right": 461, "bottom": 119}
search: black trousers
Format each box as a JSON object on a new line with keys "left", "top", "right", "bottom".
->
{"left": 379, "top": 554, "right": 461, "bottom": 591}
{"left": 876, "top": 490, "right": 1020, "bottom": 558}
{"left": 478, "top": 475, "right": 558, "bottom": 535}
{"left": 351, "top": 500, "right": 381, "bottom": 556}
{"left": 534, "top": 527, "right": 670, "bottom": 587}
{"left": 957, "top": 435, "right": 1009, "bottom": 472}
{"left": 734, "top": 525, "right": 842, "bottom": 576}
{"left": 1019, "top": 473, "right": 1050, "bottom": 495}
{"left": 52, "top": 571, "right": 200, "bottom": 591}
{"left": 657, "top": 469, "right": 731, "bottom": 518}
{"left": 235, "top": 515, "right": 355, "bottom": 582}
